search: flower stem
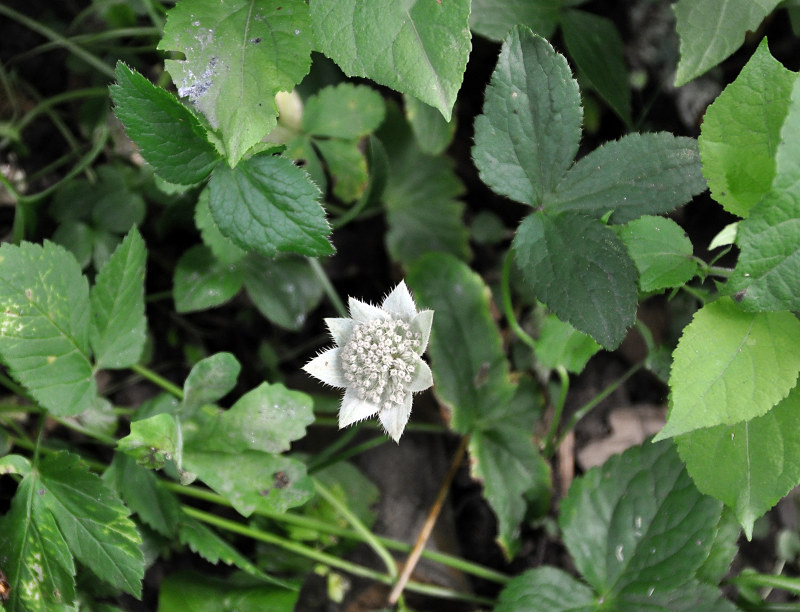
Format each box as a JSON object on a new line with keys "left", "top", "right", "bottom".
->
{"left": 388, "top": 434, "right": 471, "bottom": 605}
{"left": 307, "top": 257, "right": 348, "bottom": 318}
{"left": 130, "top": 363, "right": 184, "bottom": 400}
{"left": 542, "top": 365, "right": 570, "bottom": 458}
{"left": 501, "top": 250, "right": 537, "bottom": 350}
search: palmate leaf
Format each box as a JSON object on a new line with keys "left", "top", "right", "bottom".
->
{"left": 309, "top": 0, "right": 471, "bottom": 121}
{"left": 0, "top": 241, "right": 97, "bottom": 417}
{"left": 159, "top": 0, "right": 313, "bottom": 166}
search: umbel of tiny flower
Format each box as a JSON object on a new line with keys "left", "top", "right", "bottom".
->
{"left": 303, "top": 281, "right": 434, "bottom": 443}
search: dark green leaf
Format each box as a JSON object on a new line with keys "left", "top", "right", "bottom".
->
{"left": 549, "top": 133, "right": 706, "bottom": 223}
{"left": 195, "top": 188, "right": 246, "bottom": 265}
{"left": 513, "top": 212, "right": 638, "bottom": 349}
{"left": 403, "top": 94, "right": 455, "bottom": 156}
{"left": 208, "top": 155, "right": 333, "bottom": 257}
{"left": 495, "top": 567, "right": 594, "bottom": 612}
{"left": 158, "top": 571, "right": 297, "bottom": 612}
{"left": 178, "top": 514, "right": 265, "bottom": 577}
{"left": 90, "top": 227, "right": 147, "bottom": 369}
{"left": 173, "top": 245, "right": 244, "bottom": 313}
{"left": 302, "top": 83, "right": 385, "bottom": 139}
{"left": 110, "top": 63, "right": 220, "bottom": 184}
{"left": 0, "top": 241, "right": 97, "bottom": 416}
{"left": 473, "top": 26, "right": 582, "bottom": 206}
{"left": 469, "top": 0, "right": 560, "bottom": 41}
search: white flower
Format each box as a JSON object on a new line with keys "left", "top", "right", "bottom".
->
{"left": 303, "top": 281, "right": 434, "bottom": 442}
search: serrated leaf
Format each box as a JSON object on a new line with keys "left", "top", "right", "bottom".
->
{"left": 310, "top": 0, "right": 470, "bottom": 121}
{"left": 173, "top": 245, "right": 244, "bottom": 313}
{"left": 182, "top": 352, "right": 241, "bottom": 415}
{"left": 403, "top": 94, "right": 455, "bottom": 156}
{"left": 0, "top": 477, "right": 76, "bottom": 611}
{"left": 110, "top": 63, "right": 220, "bottom": 184}
{"left": 656, "top": 297, "right": 800, "bottom": 440}
{"left": 302, "top": 83, "right": 385, "bottom": 139}
{"left": 495, "top": 567, "right": 594, "bottom": 612}
{"left": 90, "top": 227, "right": 147, "bottom": 369}
{"left": 534, "top": 314, "right": 601, "bottom": 374}
{"left": 513, "top": 212, "right": 638, "bottom": 349}
{"left": 104, "top": 453, "right": 181, "bottom": 537}
{"left": 159, "top": 0, "right": 313, "bottom": 165}
{"left": 117, "top": 413, "right": 178, "bottom": 470}
{"left": 242, "top": 255, "right": 324, "bottom": 331}
{"left": 195, "top": 188, "right": 246, "bottom": 265}
{"left": 726, "top": 76, "right": 800, "bottom": 311}
{"left": 549, "top": 133, "right": 706, "bottom": 223}
{"left": 208, "top": 154, "right": 333, "bottom": 258}
{"left": 36, "top": 452, "right": 144, "bottom": 596}
{"left": 617, "top": 216, "right": 698, "bottom": 292}
{"left": 674, "top": 1, "right": 782, "bottom": 86}
{"left": 561, "top": 9, "right": 630, "bottom": 125}
{"left": 469, "top": 0, "right": 560, "bottom": 41}
{"left": 178, "top": 514, "right": 265, "bottom": 577}
{"left": 0, "top": 241, "right": 97, "bottom": 417}
{"left": 677, "top": 385, "right": 800, "bottom": 539}
{"left": 560, "top": 440, "right": 722, "bottom": 596}
{"left": 158, "top": 571, "right": 297, "bottom": 612}
{"left": 473, "top": 26, "right": 581, "bottom": 207}
{"left": 698, "top": 39, "right": 795, "bottom": 218}
{"left": 380, "top": 105, "right": 469, "bottom": 265}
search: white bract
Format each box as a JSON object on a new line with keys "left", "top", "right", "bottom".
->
{"left": 303, "top": 281, "right": 433, "bottom": 442}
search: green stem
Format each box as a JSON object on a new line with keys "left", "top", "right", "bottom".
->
{"left": 13, "top": 27, "right": 160, "bottom": 62}
{"left": 542, "top": 365, "right": 570, "bottom": 457}
{"left": 307, "top": 257, "right": 347, "bottom": 318}
{"left": 313, "top": 478, "right": 398, "bottom": 579}
{"left": 15, "top": 87, "right": 109, "bottom": 133}
{"left": 501, "top": 250, "right": 537, "bottom": 350}
{"left": 729, "top": 572, "right": 800, "bottom": 596}
{"left": 181, "top": 506, "right": 493, "bottom": 606}
{"left": 130, "top": 363, "right": 184, "bottom": 399}
{"left": 50, "top": 416, "right": 117, "bottom": 446}
{"left": 680, "top": 283, "right": 708, "bottom": 305}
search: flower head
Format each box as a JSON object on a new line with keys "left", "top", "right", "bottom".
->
{"left": 303, "top": 281, "right": 433, "bottom": 442}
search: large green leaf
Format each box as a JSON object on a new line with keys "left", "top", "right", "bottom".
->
{"left": 0, "top": 241, "right": 97, "bottom": 416}
{"left": 561, "top": 9, "right": 630, "bottom": 125}
{"left": 195, "top": 187, "right": 246, "bottom": 265}
{"left": 173, "top": 245, "right": 244, "bottom": 313}
{"left": 90, "top": 227, "right": 147, "bottom": 369}
{"left": 302, "top": 83, "right": 386, "bottom": 139}
{"left": 469, "top": 0, "right": 560, "bottom": 41}
{"left": 677, "top": 385, "right": 800, "bottom": 539}
{"left": 110, "top": 63, "right": 220, "bottom": 184}
{"left": 309, "top": 0, "right": 470, "bottom": 121}
{"left": 159, "top": 0, "right": 313, "bottom": 165}
{"left": 673, "top": 0, "right": 782, "bottom": 86}
{"left": 495, "top": 567, "right": 595, "bottom": 612}
{"left": 473, "top": 26, "right": 581, "bottom": 207}
{"left": 726, "top": 76, "right": 800, "bottom": 311}
{"left": 617, "top": 216, "right": 698, "bottom": 292}
{"left": 698, "top": 39, "right": 796, "bottom": 218}
{"left": 208, "top": 154, "right": 333, "bottom": 258}
{"left": 548, "top": 133, "right": 706, "bottom": 223}
{"left": 560, "top": 440, "right": 723, "bottom": 597}
{"left": 513, "top": 212, "right": 638, "bottom": 349}
{"left": 655, "top": 298, "right": 800, "bottom": 440}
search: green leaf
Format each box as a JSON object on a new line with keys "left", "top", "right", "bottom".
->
{"left": 380, "top": 105, "right": 469, "bottom": 265}
{"left": 0, "top": 241, "right": 97, "bottom": 417}
{"left": 242, "top": 255, "right": 323, "bottom": 331}
{"left": 495, "top": 567, "right": 595, "bottom": 612}
{"left": 313, "top": 138, "right": 368, "bottom": 202}
{"left": 513, "top": 212, "right": 638, "bottom": 349}
{"left": 208, "top": 154, "right": 333, "bottom": 258}
{"left": 117, "top": 413, "right": 178, "bottom": 470}
{"left": 615, "top": 583, "right": 739, "bottom": 611}
{"left": 726, "top": 76, "right": 800, "bottom": 311}
{"left": 560, "top": 440, "right": 722, "bottom": 596}
{"left": 110, "top": 63, "right": 220, "bottom": 184}
{"left": 104, "top": 453, "right": 181, "bottom": 537}
{"left": 182, "top": 352, "right": 241, "bottom": 415}
{"left": 309, "top": 0, "right": 471, "bottom": 121}
{"left": 52, "top": 221, "right": 95, "bottom": 270}
{"left": 195, "top": 188, "right": 246, "bottom": 265}
{"left": 173, "top": 245, "right": 244, "bottom": 313}
{"left": 90, "top": 227, "right": 147, "bottom": 369}
{"left": 158, "top": 571, "right": 297, "bottom": 612}
{"left": 35, "top": 452, "right": 144, "bottom": 596}
{"left": 674, "top": 1, "right": 782, "bottom": 86}
{"left": 698, "top": 39, "right": 796, "bottom": 218}
{"left": 656, "top": 297, "right": 800, "bottom": 440}
{"left": 534, "top": 314, "right": 601, "bottom": 374}
{"left": 178, "top": 514, "right": 265, "bottom": 577}
{"left": 561, "top": 9, "right": 630, "bottom": 125}
{"left": 159, "top": 0, "right": 313, "bottom": 165}
{"left": 403, "top": 94, "right": 455, "bottom": 156}
{"left": 677, "top": 385, "right": 800, "bottom": 539}
{"left": 472, "top": 26, "right": 582, "bottom": 206}
{"left": 0, "top": 476, "right": 76, "bottom": 611}
{"left": 469, "top": 0, "right": 560, "bottom": 41}
{"left": 548, "top": 133, "right": 707, "bottom": 223}
{"left": 617, "top": 216, "right": 698, "bottom": 292}
{"left": 302, "top": 83, "right": 386, "bottom": 139}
